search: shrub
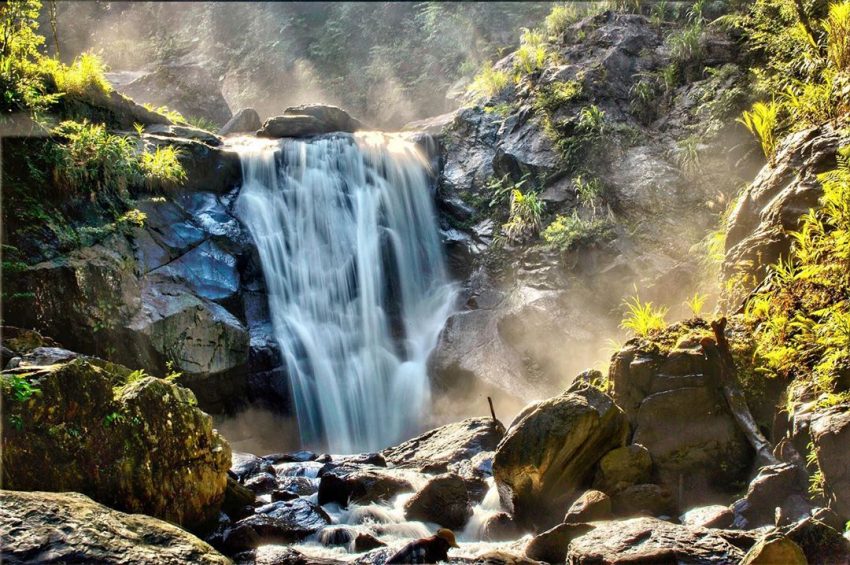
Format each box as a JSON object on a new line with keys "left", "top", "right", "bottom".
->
{"left": 139, "top": 146, "right": 186, "bottom": 191}
{"left": 573, "top": 175, "right": 605, "bottom": 212}
{"left": 578, "top": 104, "right": 605, "bottom": 133}
{"left": 50, "top": 53, "right": 112, "bottom": 97}
{"left": 825, "top": 1, "right": 850, "bottom": 72}
{"left": 467, "top": 61, "right": 510, "bottom": 101}
{"left": 502, "top": 189, "right": 544, "bottom": 243}
{"left": 542, "top": 211, "right": 614, "bottom": 251}
{"left": 737, "top": 100, "right": 780, "bottom": 160}
{"left": 620, "top": 294, "right": 669, "bottom": 336}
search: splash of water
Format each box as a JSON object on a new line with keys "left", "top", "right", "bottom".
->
{"left": 232, "top": 133, "right": 454, "bottom": 454}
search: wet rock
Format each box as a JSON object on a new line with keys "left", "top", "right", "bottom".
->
{"left": 318, "top": 469, "right": 414, "bottom": 508}
{"left": 120, "top": 63, "right": 232, "bottom": 126}
{"left": 220, "top": 108, "right": 262, "bottom": 136}
{"left": 404, "top": 473, "right": 473, "bottom": 530}
{"left": 564, "top": 490, "right": 612, "bottom": 524}
{"left": 787, "top": 517, "right": 850, "bottom": 563}
{"left": 244, "top": 472, "right": 277, "bottom": 495}
{"left": 231, "top": 452, "right": 273, "bottom": 481}
{"left": 493, "top": 385, "right": 628, "bottom": 530}
{"left": 148, "top": 240, "right": 240, "bottom": 302}
{"left": 0, "top": 490, "right": 229, "bottom": 564}
{"left": 18, "top": 346, "right": 78, "bottom": 367}
{"left": 526, "top": 523, "right": 595, "bottom": 564}
{"left": 270, "top": 490, "right": 298, "bottom": 502}
{"left": 731, "top": 463, "right": 808, "bottom": 529}
{"left": 1, "top": 358, "right": 231, "bottom": 530}
{"left": 258, "top": 104, "right": 363, "bottom": 138}
{"left": 680, "top": 505, "right": 735, "bottom": 529}
{"left": 223, "top": 477, "right": 256, "bottom": 521}
{"left": 224, "top": 499, "right": 330, "bottom": 552}
{"left": 336, "top": 452, "right": 387, "bottom": 467}
{"left": 276, "top": 476, "right": 317, "bottom": 497}
{"left": 611, "top": 483, "right": 675, "bottom": 518}
{"left": 354, "top": 533, "right": 386, "bottom": 552}
{"left": 567, "top": 517, "right": 748, "bottom": 564}
{"left": 383, "top": 417, "right": 505, "bottom": 473}
{"left": 592, "top": 444, "right": 652, "bottom": 494}
{"left": 143, "top": 134, "right": 241, "bottom": 194}
{"left": 265, "top": 450, "right": 318, "bottom": 463}
{"left": 741, "top": 535, "right": 807, "bottom": 565}
{"left": 811, "top": 407, "right": 850, "bottom": 521}
{"left": 482, "top": 512, "right": 523, "bottom": 542}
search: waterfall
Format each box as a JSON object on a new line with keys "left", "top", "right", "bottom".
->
{"left": 232, "top": 133, "right": 454, "bottom": 454}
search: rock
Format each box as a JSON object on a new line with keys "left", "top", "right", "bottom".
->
{"left": 567, "top": 517, "right": 749, "bottom": 564}
{"left": 383, "top": 417, "right": 505, "bottom": 473}
{"left": 143, "top": 135, "right": 241, "bottom": 194}
{"left": 18, "top": 346, "right": 78, "bottom": 367}
{"left": 0, "top": 490, "right": 229, "bottom": 564}
{"left": 244, "top": 472, "right": 277, "bottom": 495}
{"left": 335, "top": 452, "right": 387, "bottom": 467}
{"left": 741, "top": 536, "right": 807, "bottom": 565}
{"left": 317, "top": 469, "right": 414, "bottom": 508}
{"left": 680, "top": 505, "right": 735, "bottom": 529}
{"left": 731, "top": 464, "right": 809, "bottom": 529}
{"left": 1, "top": 326, "right": 59, "bottom": 353}
{"left": 593, "top": 444, "right": 652, "bottom": 494}
{"left": 811, "top": 407, "right": 850, "bottom": 521}
{"left": 222, "top": 477, "right": 256, "bottom": 521}
{"left": 144, "top": 124, "right": 223, "bottom": 146}
{"left": 265, "top": 450, "right": 318, "bottom": 463}
{"left": 277, "top": 476, "right": 317, "bottom": 497}
{"left": 354, "top": 533, "right": 386, "bottom": 552}
{"left": 224, "top": 499, "right": 330, "bottom": 552}
{"left": 231, "top": 452, "right": 272, "bottom": 481}
{"left": 787, "top": 517, "right": 850, "bottom": 563}
{"left": 1, "top": 359, "right": 230, "bottom": 530}
{"left": 481, "top": 512, "right": 522, "bottom": 542}
{"left": 611, "top": 483, "right": 675, "bottom": 518}
{"left": 403, "top": 473, "right": 473, "bottom": 530}
{"left": 271, "top": 490, "right": 298, "bottom": 502}
{"left": 120, "top": 63, "right": 232, "bottom": 126}
{"left": 493, "top": 385, "right": 628, "bottom": 530}
{"left": 148, "top": 240, "right": 240, "bottom": 302}
{"left": 526, "top": 523, "right": 595, "bottom": 564}
{"left": 564, "top": 490, "right": 612, "bottom": 523}
{"left": 220, "top": 108, "right": 262, "bottom": 135}
{"left": 257, "top": 104, "right": 363, "bottom": 138}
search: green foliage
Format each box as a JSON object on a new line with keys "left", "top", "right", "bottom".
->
{"left": 684, "top": 292, "right": 708, "bottom": 317}
{"left": 0, "top": 0, "right": 54, "bottom": 113}
{"left": 573, "top": 174, "right": 606, "bottom": 213}
{"left": 48, "top": 53, "right": 111, "bottom": 97}
{"left": 488, "top": 173, "right": 531, "bottom": 209}
{"left": 142, "top": 103, "right": 186, "bottom": 124}
{"left": 743, "top": 147, "right": 850, "bottom": 409}
{"left": 514, "top": 28, "right": 548, "bottom": 77}
{"left": 3, "top": 373, "right": 41, "bottom": 403}
{"left": 620, "top": 293, "right": 669, "bottom": 336}
{"left": 186, "top": 115, "right": 218, "bottom": 132}
{"left": 103, "top": 411, "right": 126, "bottom": 427}
{"left": 139, "top": 146, "right": 186, "bottom": 192}
{"left": 501, "top": 188, "right": 544, "bottom": 243}
{"left": 542, "top": 211, "right": 614, "bottom": 251}
{"left": 533, "top": 80, "right": 583, "bottom": 115}
{"left": 545, "top": 3, "right": 581, "bottom": 39}
{"left": 467, "top": 61, "right": 510, "bottom": 101}
{"left": 677, "top": 134, "right": 703, "bottom": 176}
{"left": 578, "top": 104, "right": 605, "bottom": 132}
{"left": 738, "top": 100, "right": 781, "bottom": 159}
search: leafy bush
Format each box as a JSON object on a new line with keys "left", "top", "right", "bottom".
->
{"left": 545, "top": 3, "right": 580, "bottom": 38}
{"left": 142, "top": 103, "right": 186, "bottom": 124}
{"left": 501, "top": 189, "right": 545, "bottom": 243}
{"left": 49, "top": 53, "right": 112, "bottom": 97}
{"left": 620, "top": 294, "right": 669, "bottom": 336}
{"left": 140, "top": 146, "right": 186, "bottom": 191}
{"left": 737, "top": 100, "right": 780, "bottom": 160}
{"left": 467, "top": 61, "right": 510, "bottom": 101}
{"left": 578, "top": 104, "right": 605, "bottom": 133}
{"left": 513, "top": 28, "right": 548, "bottom": 77}
{"left": 542, "top": 211, "right": 614, "bottom": 251}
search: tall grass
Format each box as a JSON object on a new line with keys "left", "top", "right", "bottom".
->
{"left": 620, "top": 294, "right": 669, "bottom": 336}
{"left": 51, "top": 120, "right": 139, "bottom": 194}
{"left": 514, "top": 28, "right": 548, "bottom": 77}
{"left": 467, "top": 61, "right": 510, "bottom": 101}
{"left": 502, "top": 189, "right": 544, "bottom": 243}
{"left": 50, "top": 53, "right": 112, "bottom": 97}
{"left": 545, "top": 4, "right": 580, "bottom": 39}
{"left": 737, "top": 100, "right": 780, "bottom": 160}
{"left": 140, "top": 146, "right": 186, "bottom": 191}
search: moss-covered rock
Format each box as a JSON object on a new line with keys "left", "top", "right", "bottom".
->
{"left": 1, "top": 357, "right": 231, "bottom": 531}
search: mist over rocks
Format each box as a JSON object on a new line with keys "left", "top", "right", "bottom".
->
{"left": 257, "top": 104, "right": 365, "bottom": 138}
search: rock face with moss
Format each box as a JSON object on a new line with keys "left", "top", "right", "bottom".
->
{"left": 0, "top": 490, "right": 230, "bottom": 564}
{"left": 1, "top": 354, "right": 231, "bottom": 530}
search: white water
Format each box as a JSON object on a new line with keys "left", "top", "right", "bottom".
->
{"left": 232, "top": 133, "right": 454, "bottom": 454}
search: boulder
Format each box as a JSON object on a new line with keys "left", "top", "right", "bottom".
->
{"left": 244, "top": 472, "right": 277, "bottom": 495}
{"left": 0, "top": 490, "right": 229, "bottom": 564}
{"left": 231, "top": 452, "right": 273, "bottom": 481}
{"left": 567, "top": 517, "right": 749, "bottom": 564}
{"left": 741, "top": 536, "right": 807, "bottom": 565}
{"left": 525, "top": 523, "right": 595, "bottom": 564}
{"left": 18, "top": 346, "right": 78, "bottom": 367}
{"left": 680, "top": 505, "right": 735, "bottom": 529}
{"left": 1, "top": 359, "right": 231, "bottom": 530}
{"left": 382, "top": 417, "right": 505, "bottom": 473}
{"left": 493, "top": 385, "right": 629, "bottom": 530}
{"left": 481, "top": 512, "right": 523, "bottom": 542}
{"left": 731, "top": 463, "right": 809, "bottom": 529}
{"left": 564, "top": 490, "right": 613, "bottom": 524}
{"left": 220, "top": 108, "right": 262, "bottom": 136}
{"left": 222, "top": 477, "right": 255, "bottom": 521}
{"left": 120, "top": 63, "right": 232, "bottom": 126}
{"left": 403, "top": 473, "right": 472, "bottom": 530}
{"left": 317, "top": 469, "right": 414, "bottom": 508}
{"left": 811, "top": 407, "right": 850, "bottom": 521}
{"left": 223, "top": 499, "right": 330, "bottom": 552}
{"left": 592, "top": 444, "right": 652, "bottom": 494}
{"left": 611, "top": 483, "right": 675, "bottom": 518}
{"left": 786, "top": 517, "right": 850, "bottom": 563}
{"left": 257, "top": 104, "right": 363, "bottom": 138}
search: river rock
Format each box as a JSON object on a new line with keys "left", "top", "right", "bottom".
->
{"left": 382, "top": 417, "right": 505, "bottom": 473}
{"left": 564, "top": 490, "right": 613, "bottom": 523}
{"left": 257, "top": 104, "right": 363, "bottom": 138}
{"left": 680, "top": 505, "right": 735, "bottom": 529}
{"left": 223, "top": 499, "right": 330, "bottom": 552}
{"left": 611, "top": 483, "right": 675, "bottom": 518}
{"left": 317, "top": 469, "right": 414, "bottom": 508}
{"left": 222, "top": 477, "right": 256, "bottom": 521}
{"left": 1, "top": 358, "right": 231, "bottom": 530}
{"left": 481, "top": 512, "right": 523, "bottom": 542}
{"left": 592, "top": 444, "right": 652, "bottom": 494}
{"left": 730, "top": 463, "right": 809, "bottom": 529}
{"left": 244, "top": 472, "right": 277, "bottom": 495}
{"left": 567, "top": 517, "right": 749, "bottom": 564}
{"left": 403, "top": 473, "right": 473, "bottom": 530}
{"left": 493, "top": 385, "right": 628, "bottom": 530}
{"left": 0, "top": 490, "right": 229, "bottom": 564}
{"left": 526, "top": 523, "right": 595, "bottom": 564}
{"left": 220, "top": 108, "right": 262, "bottom": 136}
{"left": 741, "top": 535, "right": 807, "bottom": 565}
{"left": 811, "top": 406, "right": 850, "bottom": 521}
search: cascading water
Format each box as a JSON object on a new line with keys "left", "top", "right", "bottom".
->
{"left": 232, "top": 132, "right": 454, "bottom": 454}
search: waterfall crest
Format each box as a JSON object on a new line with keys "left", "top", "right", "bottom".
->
{"left": 232, "top": 133, "right": 454, "bottom": 454}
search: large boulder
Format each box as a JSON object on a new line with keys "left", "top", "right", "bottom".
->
{"left": 810, "top": 407, "right": 850, "bottom": 521}
{"left": 567, "top": 517, "right": 751, "bottom": 564}
{"left": 382, "top": 417, "right": 505, "bottom": 473}
{"left": 223, "top": 499, "right": 330, "bottom": 552}
{"left": 220, "top": 108, "right": 262, "bottom": 136}
{"left": 493, "top": 385, "right": 629, "bottom": 530}
{"left": 403, "top": 473, "right": 472, "bottom": 530}
{"left": 730, "top": 463, "right": 809, "bottom": 529}
{"left": 0, "top": 490, "right": 229, "bottom": 564}
{"left": 741, "top": 536, "right": 807, "bottom": 565}
{"left": 1, "top": 358, "right": 231, "bottom": 530}
{"left": 119, "top": 63, "right": 232, "bottom": 126}
{"left": 563, "top": 489, "right": 612, "bottom": 524}
{"left": 317, "top": 468, "right": 414, "bottom": 508}
{"left": 257, "top": 104, "right": 364, "bottom": 138}
{"left": 592, "top": 443, "right": 652, "bottom": 494}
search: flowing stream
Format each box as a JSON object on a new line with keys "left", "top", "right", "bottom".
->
{"left": 232, "top": 133, "right": 454, "bottom": 454}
